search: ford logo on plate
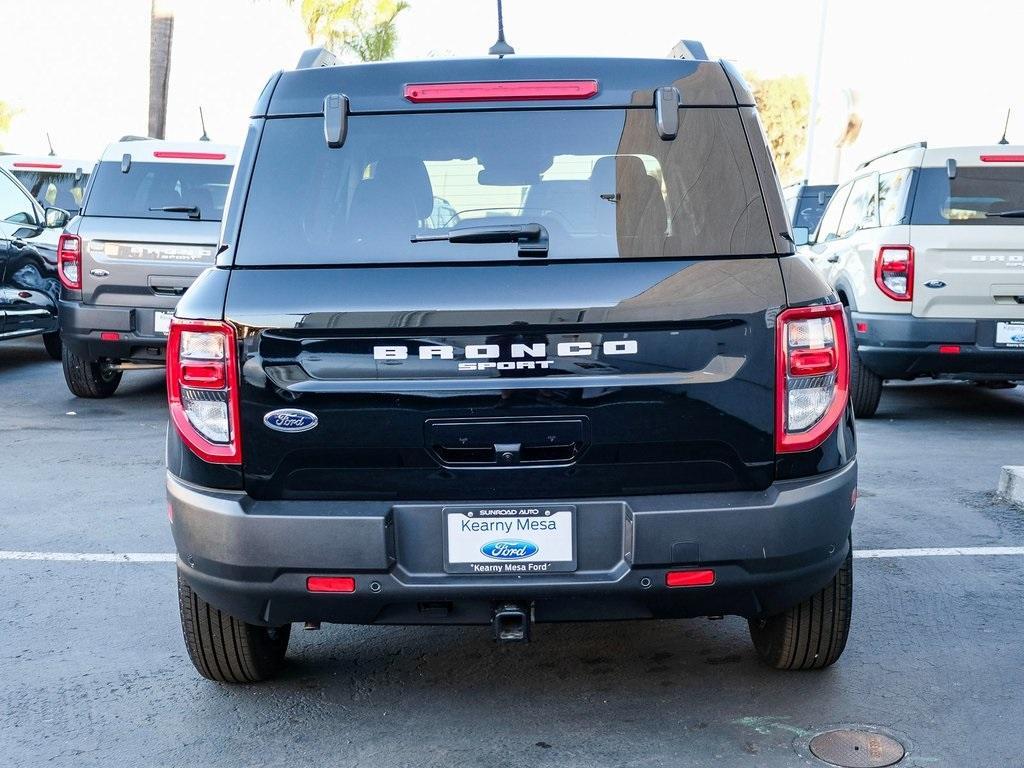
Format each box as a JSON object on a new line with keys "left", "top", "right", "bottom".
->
{"left": 263, "top": 409, "right": 318, "bottom": 433}
{"left": 480, "top": 540, "right": 538, "bottom": 560}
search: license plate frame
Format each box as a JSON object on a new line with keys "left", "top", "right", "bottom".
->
{"left": 443, "top": 504, "right": 577, "bottom": 574}
{"left": 154, "top": 311, "right": 174, "bottom": 335}
{"left": 995, "top": 320, "right": 1024, "bottom": 348}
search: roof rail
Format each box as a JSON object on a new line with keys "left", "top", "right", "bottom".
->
{"left": 856, "top": 141, "right": 927, "bottom": 170}
{"left": 118, "top": 135, "right": 158, "bottom": 142}
{"left": 297, "top": 47, "right": 337, "bottom": 69}
{"left": 668, "top": 39, "right": 708, "bottom": 60}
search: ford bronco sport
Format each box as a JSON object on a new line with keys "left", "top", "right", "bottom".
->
{"left": 57, "top": 140, "right": 236, "bottom": 397}
{"left": 807, "top": 142, "right": 1024, "bottom": 416}
{"left": 168, "top": 48, "right": 857, "bottom": 682}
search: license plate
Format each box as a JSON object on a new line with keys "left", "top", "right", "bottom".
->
{"left": 443, "top": 505, "right": 576, "bottom": 574}
{"left": 154, "top": 311, "right": 173, "bottom": 335}
{"left": 996, "top": 321, "right": 1024, "bottom": 347}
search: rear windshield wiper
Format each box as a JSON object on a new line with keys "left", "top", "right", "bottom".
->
{"left": 149, "top": 204, "right": 201, "bottom": 220}
{"left": 985, "top": 209, "right": 1024, "bottom": 218}
{"left": 411, "top": 223, "right": 548, "bottom": 257}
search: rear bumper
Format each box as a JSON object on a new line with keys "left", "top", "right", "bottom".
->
{"left": 852, "top": 311, "right": 1024, "bottom": 380}
{"left": 58, "top": 300, "right": 168, "bottom": 362}
{"left": 170, "top": 460, "right": 857, "bottom": 627}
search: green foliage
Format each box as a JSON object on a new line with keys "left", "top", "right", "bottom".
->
{"left": 290, "top": 0, "right": 410, "bottom": 61}
{"left": 745, "top": 72, "right": 810, "bottom": 185}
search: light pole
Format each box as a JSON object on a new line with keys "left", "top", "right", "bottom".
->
{"left": 804, "top": 0, "right": 829, "bottom": 182}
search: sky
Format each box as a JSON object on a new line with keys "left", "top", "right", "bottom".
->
{"left": 2, "top": 0, "right": 1023, "bottom": 183}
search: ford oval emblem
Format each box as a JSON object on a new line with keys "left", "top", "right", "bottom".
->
{"left": 924, "top": 280, "right": 947, "bottom": 289}
{"left": 480, "top": 539, "right": 538, "bottom": 560}
{"left": 263, "top": 409, "right": 318, "bottom": 433}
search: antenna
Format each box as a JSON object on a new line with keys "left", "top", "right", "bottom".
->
{"left": 998, "top": 108, "right": 1011, "bottom": 145}
{"left": 488, "top": 0, "right": 515, "bottom": 57}
{"left": 46, "top": 132, "right": 56, "bottom": 156}
{"left": 198, "top": 106, "right": 210, "bottom": 142}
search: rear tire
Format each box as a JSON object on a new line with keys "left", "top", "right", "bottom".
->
{"left": 42, "top": 331, "right": 62, "bottom": 361}
{"left": 748, "top": 546, "right": 852, "bottom": 670}
{"left": 849, "top": 347, "right": 882, "bottom": 418}
{"left": 177, "top": 573, "right": 291, "bottom": 683}
{"left": 61, "top": 345, "right": 122, "bottom": 398}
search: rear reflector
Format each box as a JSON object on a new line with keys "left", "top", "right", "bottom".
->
{"left": 980, "top": 154, "right": 1024, "bottom": 163}
{"left": 152, "top": 151, "right": 226, "bottom": 160}
{"left": 855, "top": 322, "right": 868, "bottom": 333}
{"left": 666, "top": 569, "right": 716, "bottom": 588}
{"left": 939, "top": 345, "right": 961, "bottom": 354}
{"left": 13, "top": 162, "right": 63, "bottom": 169}
{"left": 306, "top": 576, "right": 356, "bottom": 593}
{"left": 404, "top": 80, "right": 599, "bottom": 103}
{"left": 100, "top": 332, "right": 121, "bottom": 341}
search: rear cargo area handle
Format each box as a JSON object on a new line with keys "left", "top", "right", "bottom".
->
{"left": 426, "top": 417, "right": 588, "bottom": 467}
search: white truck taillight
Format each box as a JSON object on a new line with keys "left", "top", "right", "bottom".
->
{"left": 776, "top": 304, "right": 849, "bottom": 453}
{"left": 57, "top": 234, "right": 82, "bottom": 289}
{"left": 167, "top": 319, "right": 241, "bottom": 464}
{"left": 874, "top": 245, "right": 914, "bottom": 301}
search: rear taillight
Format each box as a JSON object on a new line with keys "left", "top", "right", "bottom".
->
{"left": 167, "top": 319, "right": 241, "bottom": 464}
{"left": 874, "top": 245, "right": 914, "bottom": 301}
{"left": 776, "top": 303, "right": 849, "bottom": 453}
{"left": 57, "top": 234, "right": 82, "bottom": 290}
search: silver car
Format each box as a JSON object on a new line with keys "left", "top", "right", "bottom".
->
{"left": 57, "top": 140, "right": 236, "bottom": 397}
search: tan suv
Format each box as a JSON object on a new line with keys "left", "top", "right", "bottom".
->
{"left": 805, "top": 142, "right": 1024, "bottom": 416}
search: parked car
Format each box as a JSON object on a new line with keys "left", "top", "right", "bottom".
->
{"left": 57, "top": 140, "right": 236, "bottom": 397}
{"left": 783, "top": 181, "right": 837, "bottom": 233}
{"left": 0, "top": 165, "right": 69, "bottom": 357}
{"left": 0, "top": 155, "right": 93, "bottom": 215}
{"left": 168, "top": 49, "right": 856, "bottom": 682}
{"left": 806, "top": 142, "right": 1024, "bottom": 416}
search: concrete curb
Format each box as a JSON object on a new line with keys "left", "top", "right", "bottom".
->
{"left": 997, "top": 466, "right": 1024, "bottom": 507}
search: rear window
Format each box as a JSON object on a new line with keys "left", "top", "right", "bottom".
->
{"left": 912, "top": 166, "right": 1024, "bottom": 225}
{"left": 237, "top": 108, "right": 774, "bottom": 264}
{"left": 791, "top": 188, "right": 835, "bottom": 231}
{"left": 84, "top": 161, "right": 232, "bottom": 221}
{"left": 11, "top": 169, "right": 89, "bottom": 214}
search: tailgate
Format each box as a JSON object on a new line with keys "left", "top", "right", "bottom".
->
{"left": 227, "top": 258, "right": 786, "bottom": 501}
{"left": 78, "top": 217, "right": 219, "bottom": 309}
{"left": 911, "top": 225, "right": 1024, "bottom": 319}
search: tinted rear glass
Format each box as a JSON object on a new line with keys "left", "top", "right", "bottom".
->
{"left": 912, "top": 166, "right": 1024, "bottom": 225}
{"left": 85, "top": 161, "right": 232, "bottom": 221}
{"left": 237, "top": 108, "right": 773, "bottom": 264}
{"left": 791, "top": 188, "right": 835, "bottom": 230}
{"left": 11, "top": 169, "right": 89, "bottom": 213}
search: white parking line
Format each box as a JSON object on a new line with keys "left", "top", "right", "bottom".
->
{"left": 0, "top": 551, "right": 176, "bottom": 562}
{"left": 0, "top": 547, "right": 1023, "bottom": 563}
{"left": 853, "top": 546, "right": 1024, "bottom": 558}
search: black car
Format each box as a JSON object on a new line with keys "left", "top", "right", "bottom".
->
{"left": 168, "top": 48, "right": 857, "bottom": 682}
{"left": 0, "top": 165, "right": 69, "bottom": 357}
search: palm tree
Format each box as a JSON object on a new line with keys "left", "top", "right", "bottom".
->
{"left": 290, "top": 0, "right": 410, "bottom": 61}
{"left": 148, "top": 0, "right": 175, "bottom": 139}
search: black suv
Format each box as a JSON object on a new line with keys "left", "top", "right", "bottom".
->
{"left": 168, "top": 49, "right": 857, "bottom": 682}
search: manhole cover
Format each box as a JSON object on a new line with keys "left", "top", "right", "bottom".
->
{"left": 809, "top": 729, "right": 905, "bottom": 767}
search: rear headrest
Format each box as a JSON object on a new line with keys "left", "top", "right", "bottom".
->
{"left": 372, "top": 156, "right": 434, "bottom": 219}
{"left": 590, "top": 155, "right": 653, "bottom": 192}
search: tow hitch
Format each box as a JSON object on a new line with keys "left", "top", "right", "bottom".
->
{"left": 492, "top": 602, "right": 532, "bottom": 643}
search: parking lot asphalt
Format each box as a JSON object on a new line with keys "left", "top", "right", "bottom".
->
{"left": 2, "top": 335, "right": 1023, "bottom": 768}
